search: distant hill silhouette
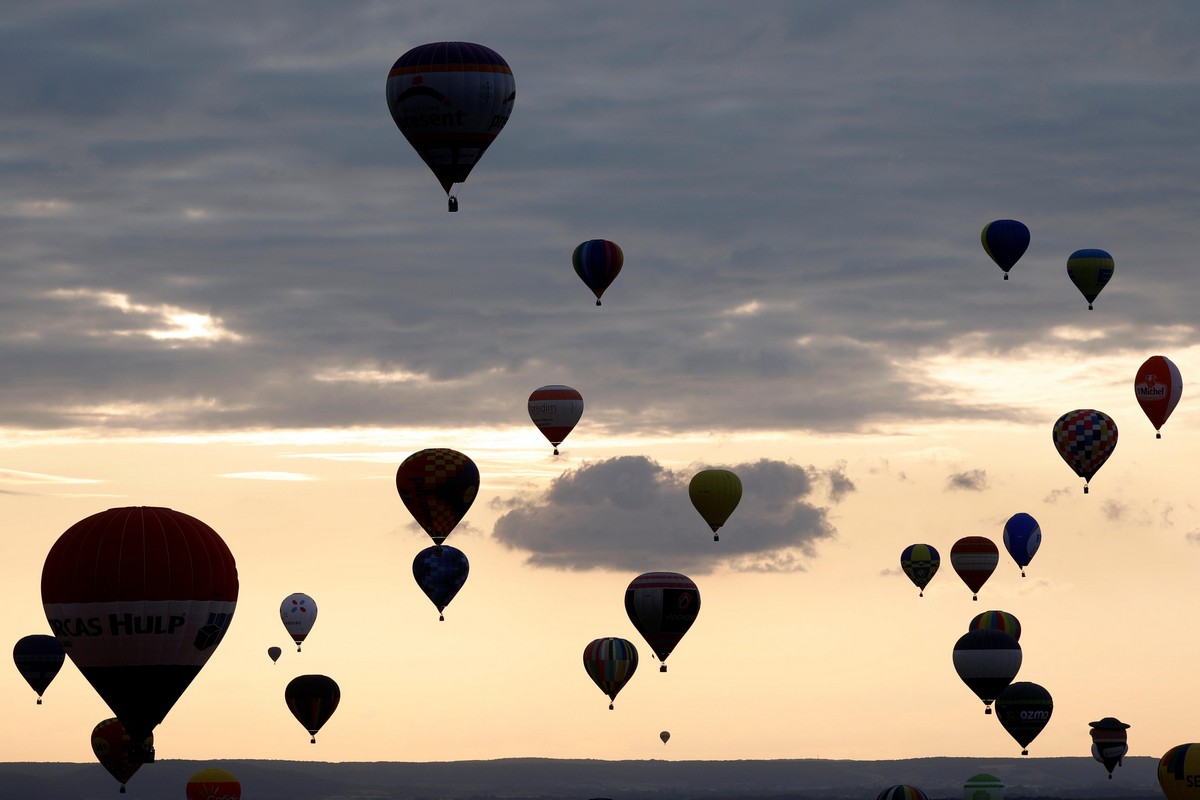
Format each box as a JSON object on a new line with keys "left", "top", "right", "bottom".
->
{"left": 0, "top": 756, "right": 1163, "bottom": 799}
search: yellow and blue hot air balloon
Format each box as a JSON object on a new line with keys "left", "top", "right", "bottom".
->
{"left": 900, "top": 543, "right": 940, "bottom": 597}
{"left": 1159, "top": 743, "right": 1200, "bottom": 799}
{"left": 1066, "top": 248, "right": 1115, "bottom": 309}
{"left": 688, "top": 468, "right": 743, "bottom": 541}
{"left": 981, "top": 220, "right": 1030, "bottom": 280}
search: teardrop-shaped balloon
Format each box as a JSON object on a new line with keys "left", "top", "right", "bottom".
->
{"left": 688, "top": 468, "right": 742, "bottom": 541}
{"left": 267, "top": 646, "right": 282, "bottom": 664}
{"left": 186, "top": 768, "right": 241, "bottom": 800}
{"left": 981, "top": 219, "right": 1030, "bottom": 279}
{"left": 91, "top": 717, "right": 153, "bottom": 793}
{"left": 1089, "top": 717, "right": 1130, "bottom": 779}
{"left": 1052, "top": 409, "right": 1118, "bottom": 493}
{"left": 285, "top": 674, "right": 340, "bottom": 744}
{"left": 952, "top": 629, "right": 1022, "bottom": 713}
{"left": 1159, "top": 743, "right": 1200, "bottom": 800}
{"left": 1002, "top": 512, "right": 1041, "bottom": 577}
{"left": 573, "top": 240, "right": 624, "bottom": 306}
{"left": 42, "top": 507, "right": 239, "bottom": 755}
{"left": 963, "top": 774, "right": 1003, "bottom": 799}
{"left": 624, "top": 572, "right": 700, "bottom": 672}
{"left": 950, "top": 536, "right": 998, "bottom": 600}
{"left": 396, "top": 449, "right": 479, "bottom": 545}
{"left": 659, "top": 730, "right": 670, "bottom": 744}
{"left": 280, "top": 593, "right": 317, "bottom": 652}
{"left": 413, "top": 544, "right": 469, "bottom": 620}
{"left": 969, "top": 610, "right": 1021, "bottom": 642}
{"left": 582, "top": 637, "right": 638, "bottom": 710}
{"left": 876, "top": 786, "right": 929, "bottom": 800}
{"left": 528, "top": 385, "right": 584, "bottom": 455}
{"left": 1135, "top": 355, "right": 1183, "bottom": 438}
{"left": 385, "top": 42, "right": 515, "bottom": 210}
{"left": 1066, "top": 248, "right": 1115, "bottom": 309}
{"left": 12, "top": 634, "right": 64, "bottom": 704}
{"left": 899, "top": 543, "right": 939, "bottom": 596}
{"left": 994, "top": 681, "right": 1053, "bottom": 755}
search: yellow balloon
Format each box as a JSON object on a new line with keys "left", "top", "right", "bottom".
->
{"left": 1160, "top": 744, "right": 1200, "bottom": 800}
{"left": 688, "top": 469, "right": 742, "bottom": 541}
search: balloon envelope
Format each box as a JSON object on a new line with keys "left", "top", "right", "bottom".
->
{"left": 572, "top": 239, "right": 624, "bottom": 305}
{"left": 42, "top": 507, "right": 238, "bottom": 748}
{"left": 899, "top": 543, "right": 939, "bottom": 596}
{"left": 385, "top": 42, "right": 515, "bottom": 199}
{"left": 1052, "top": 409, "right": 1117, "bottom": 491}
{"left": 1135, "top": 355, "right": 1183, "bottom": 437}
{"left": 285, "top": 674, "right": 341, "bottom": 743}
{"left": 280, "top": 593, "right": 317, "bottom": 651}
{"left": 963, "top": 773, "right": 1004, "bottom": 799}
{"left": 186, "top": 767, "right": 241, "bottom": 800}
{"left": 688, "top": 469, "right": 743, "bottom": 540}
{"left": 396, "top": 449, "right": 479, "bottom": 545}
{"left": 528, "top": 385, "right": 584, "bottom": 454}
{"left": 91, "top": 717, "right": 152, "bottom": 790}
{"left": 876, "top": 786, "right": 929, "bottom": 800}
{"left": 413, "top": 544, "right": 470, "bottom": 620}
{"left": 12, "top": 633, "right": 64, "bottom": 703}
{"left": 994, "top": 681, "right": 1052, "bottom": 754}
{"left": 582, "top": 637, "right": 638, "bottom": 709}
{"left": 624, "top": 572, "right": 700, "bottom": 671}
{"left": 969, "top": 610, "right": 1021, "bottom": 642}
{"left": 950, "top": 536, "right": 999, "bottom": 600}
{"left": 1066, "top": 248, "right": 1115, "bottom": 309}
{"left": 660, "top": 731, "right": 670, "bottom": 744}
{"left": 1159, "top": 743, "right": 1200, "bottom": 800}
{"left": 952, "top": 629, "right": 1021, "bottom": 712}
{"left": 1002, "top": 513, "right": 1041, "bottom": 576}
{"left": 981, "top": 219, "right": 1030, "bottom": 278}
{"left": 267, "top": 646, "right": 282, "bottom": 664}
{"left": 1090, "top": 717, "right": 1130, "bottom": 778}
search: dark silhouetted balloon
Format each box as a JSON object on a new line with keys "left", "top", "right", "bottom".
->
{"left": 1135, "top": 355, "right": 1182, "bottom": 439}
{"left": 995, "top": 681, "right": 1052, "bottom": 755}
{"left": 583, "top": 637, "right": 638, "bottom": 710}
{"left": 396, "top": 449, "right": 479, "bottom": 545}
{"left": 1089, "top": 717, "right": 1130, "bottom": 779}
{"left": 953, "top": 629, "right": 1021, "bottom": 714}
{"left": 385, "top": 42, "right": 515, "bottom": 211}
{"left": 660, "top": 730, "right": 670, "bottom": 745}
{"left": 12, "top": 634, "right": 64, "bottom": 704}
{"left": 42, "top": 507, "right": 238, "bottom": 757}
{"left": 900, "top": 543, "right": 939, "bottom": 597}
{"left": 625, "top": 572, "right": 700, "bottom": 672}
{"left": 689, "top": 468, "right": 742, "bottom": 541}
{"left": 1002, "top": 513, "right": 1041, "bottom": 577}
{"left": 573, "top": 240, "right": 624, "bottom": 306}
{"left": 950, "top": 536, "right": 998, "bottom": 600}
{"left": 285, "top": 674, "right": 341, "bottom": 744}
{"left": 267, "top": 646, "right": 282, "bottom": 664}
{"left": 1067, "top": 248, "right": 1115, "bottom": 309}
{"left": 413, "top": 544, "right": 469, "bottom": 620}
{"left": 981, "top": 219, "right": 1030, "bottom": 280}
{"left": 876, "top": 786, "right": 929, "bottom": 800}
{"left": 91, "top": 717, "right": 152, "bottom": 794}
{"left": 1052, "top": 409, "right": 1117, "bottom": 493}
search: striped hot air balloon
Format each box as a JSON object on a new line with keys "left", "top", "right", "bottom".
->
{"left": 950, "top": 536, "right": 999, "bottom": 600}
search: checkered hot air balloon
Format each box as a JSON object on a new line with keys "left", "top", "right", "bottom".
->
{"left": 1052, "top": 409, "right": 1117, "bottom": 493}
{"left": 396, "top": 449, "right": 480, "bottom": 545}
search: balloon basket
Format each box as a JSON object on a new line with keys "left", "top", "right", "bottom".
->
{"left": 659, "top": 664, "right": 666, "bottom": 673}
{"left": 448, "top": 196, "right": 459, "bottom": 212}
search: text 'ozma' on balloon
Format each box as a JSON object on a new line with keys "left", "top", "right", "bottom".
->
{"left": 994, "top": 681, "right": 1052, "bottom": 755}
{"left": 186, "top": 767, "right": 241, "bottom": 800}
{"left": 1089, "top": 716, "right": 1130, "bottom": 779}
{"left": 280, "top": 592, "right": 317, "bottom": 652}
{"left": 285, "top": 674, "right": 340, "bottom": 744}
{"left": 92, "top": 717, "right": 153, "bottom": 794}
{"left": 900, "top": 543, "right": 939, "bottom": 597}
{"left": 573, "top": 240, "right": 624, "bottom": 306}
{"left": 1002, "top": 513, "right": 1040, "bottom": 577}
{"left": 981, "top": 219, "right": 1030, "bottom": 280}
{"left": 1066, "top": 248, "right": 1115, "bottom": 310}
{"left": 583, "top": 637, "right": 638, "bottom": 710}
{"left": 625, "top": 572, "right": 700, "bottom": 672}
{"left": 1052, "top": 409, "right": 1117, "bottom": 493}
{"left": 528, "top": 385, "right": 584, "bottom": 455}
{"left": 950, "top": 536, "right": 998, "bottom": 601}
{"left": 952, "top": 628, "right": 1021, "bottom": 715}
{"left": 385, "top": 42, "right": 515, "bottom": 212}
{"left": 413, "top": 544, "right": 469, "bottom": 621}
{"left": 42, "top": 506, "right": 239, "bottom": 763}
{"left": 1135, "top": 355, "right": 1182, "bottom": 439}
{"left": 12, "top": 634, "right": 64, "bottom": 705}
{"left": 396, "top": 448, "right": 479, "bottom": 545}
{"left": 689, "top": 468, "right": 742, "bottom": 541}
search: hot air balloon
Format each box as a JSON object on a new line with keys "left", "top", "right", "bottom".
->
{"left": 413, "top": 544, "right": 469, "bottom": 621}
{"left": 267, "top": 646, "right": 282, "bottom": 664}
{"left": 950, "top": 536, "right": 999, "bottom": 600}
{"left": 625, "top": 572, "right": 700, "bottom": 672}
{"left": 877, "top": 786, "right": 929, "bottom": 800}
{"left": 1002, "top": 513, "right": 1040, "bottom": 577}
{"left": 1067, "top": 248, "right": 1115, "bottom": 310}
{"left": 1089, "top": 717, "right": 1130, "bottom": 779}
{"left": 42, "top": 507, "right": 238, "bottom": 760}
{"left": 981, "top": 220, "right": 1030, "bottom": 280}
{"left": 528, "top": 385, "right": 584, "bottom": 455}
{"left": 91, "top": 717, "right": 152, "bottom": 794}
{"left": 573, "top": 239, "right": 624, "bottom": 306}
{"left": 900, "top": 543, "right": 940, "bottom": 597}
{"left": 963, "top": 773, "right": 1004, "bottom": 799}
{"left": 186, "top": 767, "right": 241, "bottom": 800}
{"left": 952, "top": 629, "right": 1021, "bottom": 714}
{"left": 969, "top": 610, "right": 1021, "bottom": 642}
{"left": 583, "top": 637, "right": 638, "bottom": 710}
{"left": 396, "top": 448, "right": 479, "bottom": 545}
{"left": 12, "top": 634, "right": 64, "bottom": 704}
{"left": 660, "top": 731, "right": 670, "bottom": 745}
{"left": 1159, "top": 743, "right": 1200, "bottom": 800}
{"left": 1052, "top": 409, "right": 1117, "bottom": 493}
{"left": 280, "top": 593, "right": 317, "bottom": 652}
{"left": 385, "top": 42, "right": 515, "bottom": 212}
{"left": 1135, "top": 355, "right": 1182, "bottom": 439}
{"left": 285, "top": 674, "right": 340, "bottom": 744}
{"left": 688, "top": 468, "right": 742, "bottom": 541}
{"left": 995, "top": 681, "right": 1052, "bottom": 755}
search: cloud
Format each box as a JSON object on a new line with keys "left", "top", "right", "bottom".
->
{"left": 491, "top": 456, "right": 841, "bottom": 573}
{"left": 946, "top": 469, "right": 989, "bottom": 492}
{"left": 1186, "top": 530, "right": 1200, "bottom": 546}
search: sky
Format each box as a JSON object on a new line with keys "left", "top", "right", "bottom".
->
{"left": 3, "top": 0, "right": 1200, "bottom": 775}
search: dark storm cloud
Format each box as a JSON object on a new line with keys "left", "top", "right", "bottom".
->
{"left": 1, "top": 2, "right": 1198, "bottom": 433}
{"left": 490, "top": 456, "right": 844, "bottom": 573}
{"left": 946, "top": 469, "right": 989, "bottom": 492}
